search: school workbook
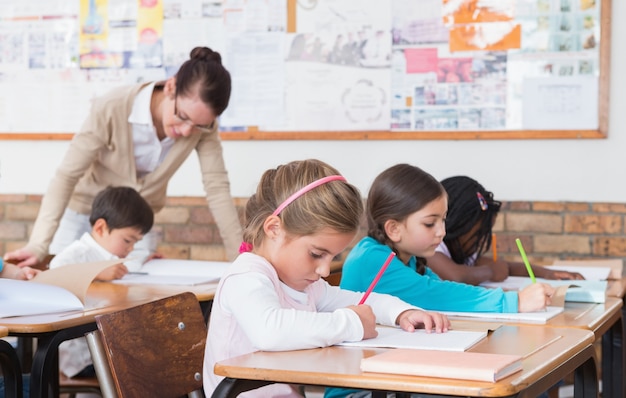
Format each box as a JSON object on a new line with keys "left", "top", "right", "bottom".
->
{"left": 337, "top": 326, "right": 487, "bottom": 351}
{"left": 1, "top": 258, "right": 125, "bottom": 318}
{"left": 360, "top": 348, "right": 523, "bottom": 382}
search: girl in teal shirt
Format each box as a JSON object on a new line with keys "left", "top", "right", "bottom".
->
{"left": 339, "top": 164, "right": 554, "bottom": 313}
{"left": 326, "top": 164, "right": 555, "bottom": 398}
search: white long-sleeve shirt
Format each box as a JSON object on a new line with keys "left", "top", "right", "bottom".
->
{"left": 203, "top": 252, "right": 421, "bottom": 396}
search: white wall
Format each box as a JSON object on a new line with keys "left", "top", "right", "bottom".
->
{"left": 1, "top": 1, "right": 623, "bottom": 203}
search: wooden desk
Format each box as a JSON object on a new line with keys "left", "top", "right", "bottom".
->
{"left": 0, "top": 281, "right": 217, "bottom": 398}
{"left": 601, "top": 279, "right": 626, "bottom": 398}
{"left": 213, "top": 324, "right": 597, "bottom": 398}
{"left": 549, "top": 296, "right": 624, "bottom": 398}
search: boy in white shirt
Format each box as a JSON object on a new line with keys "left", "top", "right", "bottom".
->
{"left": 50, "top": 186, "right": 154, "bottom": 379}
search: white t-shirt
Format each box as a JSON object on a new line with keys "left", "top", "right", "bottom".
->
{"left": 50, "top": 232, "right": 117, "bottom": 377}
{"left": 435, "top": 241, "right": 478, "bottom": 266}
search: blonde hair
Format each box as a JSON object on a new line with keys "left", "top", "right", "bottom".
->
{"left": 243, "top": 159, "right": 363, "bottom": 248}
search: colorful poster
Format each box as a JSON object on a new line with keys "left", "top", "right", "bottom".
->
{"left": 79, "top": 0, "right": 163, "bottom": 69}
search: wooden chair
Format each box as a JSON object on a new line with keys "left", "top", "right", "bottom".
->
{"left": 59, "top": 372, "right": 102, "bottom": 398}
{"left": 85, "top": 292, "right": 207, "bottom": 398}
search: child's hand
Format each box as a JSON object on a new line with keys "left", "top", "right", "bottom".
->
{"left": 96, "top": 264, "right": 129, "bottom": 281}
{"left": 20, "top": 266, "right": 41, "bottom": 280}
{"left": 5, "top": 263, "right": 41, "bottom": 280}
{"left": 347, "top": 304, "right": 378, "bottom": 339}
{"left": 145, "top": 252, "right": 164, "bottom": 262}
{"left": 395, "top": 310, "right": 450, "bottom": 333}
{"left": 488, "top": 260, "right": 509, "bottom": 282}
{"left": 518, "top": 283, "right": 555, "bottom": 312}
{"left": 541, "top": 269, "right": 585, "bottom": 281}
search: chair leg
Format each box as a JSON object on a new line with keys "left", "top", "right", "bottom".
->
{"left": 0, "top": 339, "right": 23, "bottom": 398}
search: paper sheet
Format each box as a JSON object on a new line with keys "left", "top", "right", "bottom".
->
{"left": 439, "top": 306, "right": 564, "bottom": 324}
{"left": 31, "top": 258, "right": 125, "bottom": 304}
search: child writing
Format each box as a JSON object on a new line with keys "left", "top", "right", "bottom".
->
{"left": 428, "top": 175, "right": 584, "bottom": 285}
{"left": 204, "top": 159, "right": 449, "bottom": 397}
{"left": 49, "top": 185, "right": 154, "bottom": 380}
{"left": 339, "top": 164, "right": 555, "bottom": 314}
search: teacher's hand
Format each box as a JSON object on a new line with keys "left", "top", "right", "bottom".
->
{"left": 4, "top": 248, "right": 40, "bottom": 268}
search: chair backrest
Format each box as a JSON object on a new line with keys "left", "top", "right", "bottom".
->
{"left": 87, "top": 292, "right": 207, "bottom": 398}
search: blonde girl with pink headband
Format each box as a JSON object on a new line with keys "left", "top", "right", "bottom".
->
{"left": 203, "top": 159, "right": 449, "bottom": 397}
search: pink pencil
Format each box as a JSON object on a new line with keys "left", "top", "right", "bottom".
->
{"left": 358, "top": 251, "right": 396, "bottom": 305}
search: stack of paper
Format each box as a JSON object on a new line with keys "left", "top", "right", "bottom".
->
{"left": 338, "top": 326, "right": 487, "bottom": 351}
{"left": 550, "top": 259, "right": 623, "bottom": 280}
{"left": 361, "top": 348, "right": 523, "bottom": 382}
{"left": 114, "top": 259, "right": 230, "bottom": 286}
{"left": 543, "top": 265, "right": 611, "bottom": 281}
{"left": 438, "top": 306, "right": 564, "bottom": 324}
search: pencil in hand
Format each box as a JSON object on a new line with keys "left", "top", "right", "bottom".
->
{"left": 358, "top": 251, "right": 396, "bottom": 305}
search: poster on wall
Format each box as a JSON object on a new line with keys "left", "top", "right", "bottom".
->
{"left": 0, "top": 0, "right": 610, "bottom": 138}
{"left": 79, "top": 0, "right": 163, "bottom": 69}
{"left": 389, "top": 0, "right": 602, "bottom": 132}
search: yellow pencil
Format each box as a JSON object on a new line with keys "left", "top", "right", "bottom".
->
{"left": 492, "top": 233, "right": 497, "bottom": 262}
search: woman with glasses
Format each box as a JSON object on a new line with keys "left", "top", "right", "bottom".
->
{"left": 427, "top": 175, "right": 584, "bottom": 285}
{"left": 4, "top": 47, "right": 242, "bottom": 271}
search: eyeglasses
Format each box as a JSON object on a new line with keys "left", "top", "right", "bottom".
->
{"left": 173, "top": 97, "right": 214, "bottom": 133}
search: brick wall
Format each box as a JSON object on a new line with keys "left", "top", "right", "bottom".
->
{"left": 1, "top": 194, "right": 625, "bottom": 268}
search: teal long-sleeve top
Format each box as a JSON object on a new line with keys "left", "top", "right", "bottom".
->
{"left": 340, "top": 237, "right": 519, "bottom": 313}
{"left": 326, "top": 237, "right": 520, "bottom": 398}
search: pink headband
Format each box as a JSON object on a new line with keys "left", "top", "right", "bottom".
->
{"left": 238, "top": 175, "right": 347, "bottom": 254}
{"left": 272, "top": 175, "right": 347, "bottom": 216}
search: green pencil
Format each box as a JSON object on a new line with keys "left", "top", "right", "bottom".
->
{"left": 515, "top": 238, "right": 536, "bottom": 283}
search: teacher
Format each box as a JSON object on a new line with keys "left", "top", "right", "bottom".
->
{"left": 5, "top": 47, "right": 242, "bottom": 270}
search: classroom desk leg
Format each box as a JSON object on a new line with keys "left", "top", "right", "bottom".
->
{"left": 211, "top": 378, "right": 273, "bottom": 398}
{"left": 601, "top": 307, "right": 625, "bottom": 398}
{"left": 200, "top": 300, "right": 213, "bottom": 323}
{"left": 28, "top": 323, "right": 96, "bottom": 398}
{"left": 15, "top": 337, "right": 33, "bottom": 373}
{"left": 572, "top": 351, "right": 600, "bottom": 398}
{"left": 0, "top": 339, "right": 23, "bottom": 398}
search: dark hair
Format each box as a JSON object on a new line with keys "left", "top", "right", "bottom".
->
{"left": 441, "top": 176, "right": 501, "bottom": 265}
{"left": 367, "top": 164, "right": 445, "bottom": 271}
{"left": 90, "top": 186, "right": 154, "bottom": 234}
{"left": 175, "top": 47, "right": 231, "bottom": 115}
{"left": 243, "top": 159, "right": 363, "bottom": 249}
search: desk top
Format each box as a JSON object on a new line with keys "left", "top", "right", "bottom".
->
{"left": 214, "top": 324, "right": 595, "bottom": 397}
{"left": 547, "top": 296, "right": 622, "bottom": 337}
{"left": 0, "top": 281, "right": 217, "bottom": 334}
{"left": 607, "top": 277, "right": 626, "bottom": 298}
{"left": 0, "top": 326, "right": 7, "bottom": 338}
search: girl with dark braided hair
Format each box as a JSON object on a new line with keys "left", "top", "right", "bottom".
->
{"left": 428, "top": 176, "right": 583, "bottom": 285}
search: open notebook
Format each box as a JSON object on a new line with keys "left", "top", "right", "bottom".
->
{"left": 480, "top": 276, "right": 607, "bottom": 303}
{"left": 338, "top": 326, "right": 487, "bottom": 351}
{"left": 1, "top": 259, "right": 125, "bottom": 318}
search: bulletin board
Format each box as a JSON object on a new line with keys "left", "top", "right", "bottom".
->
{"left": 0, "top": 0, "right": 611, "bottom": 141}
